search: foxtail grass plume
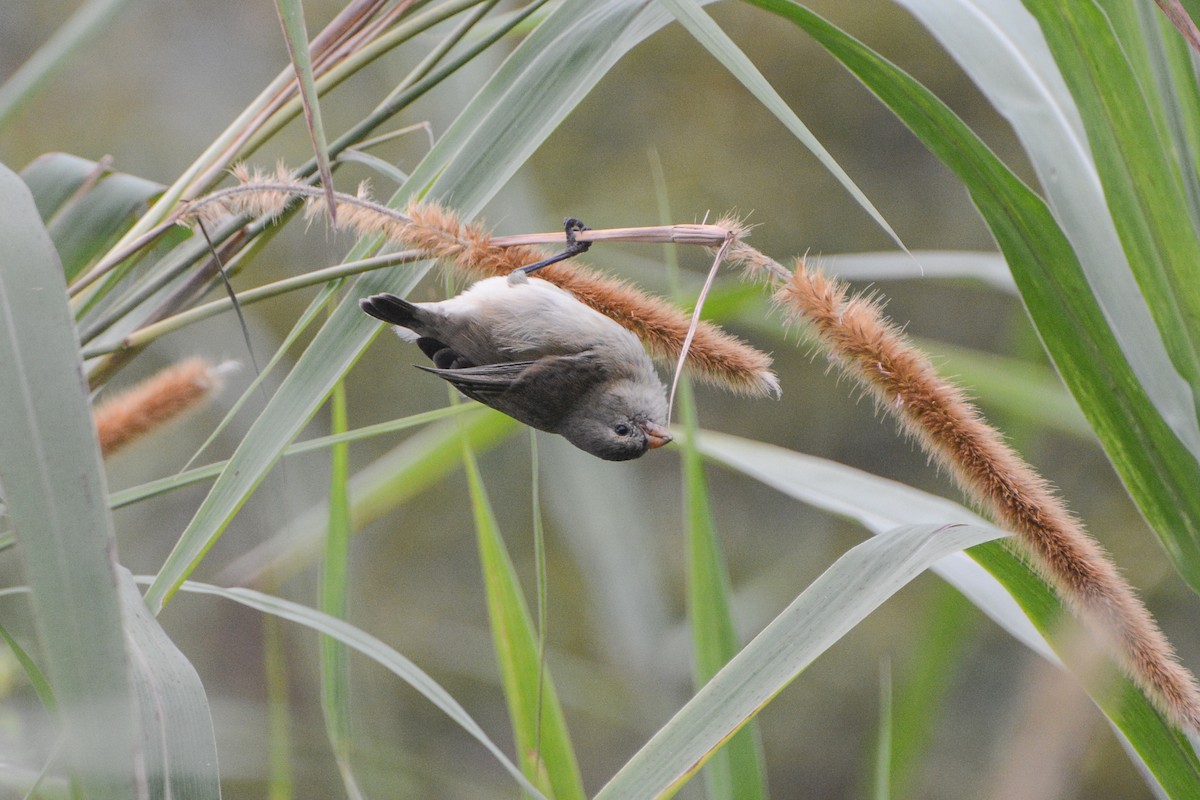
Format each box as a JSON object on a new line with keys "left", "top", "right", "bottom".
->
{"left": 94, "top": 357, "right": 227, "bottom": 458}
{"left": 773, "top": 261, "right": 1200, "bottom": 733}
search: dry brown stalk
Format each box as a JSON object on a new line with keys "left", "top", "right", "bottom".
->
{"left": 767, "top": 255, "right": 1200, "bottom": 732}
{"left": 94, "top": 358, "right": 225, "bottom": 458}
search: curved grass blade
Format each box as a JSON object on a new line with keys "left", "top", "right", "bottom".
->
{"left": 220, "top": 407, "right": 516, "bottom": 588}
{"left": 319, "top": 381, "right": 363, "bottom": 797}
{"left": 677, "top": 379, "right": 767, "bottom": 800}
{"left": 462, "top": 442, "right": 585, "bottom": 800}
{"left": 0, "top": 161, "right": 140, "bottom": 797}
{"left": 891, "top": 0, "right": 1200, "bottom": 462}
{"left": 142, "top": 263, "right": 425, "bottom": 613}
{"left": 697, "top": 430, "right": 1200, "bottom": 797}
{"left": 662, "top": 0, "right": 905, "bottom": 251}
{"left": 747, "top": 0, "right": 1200, "bottom": 592}
{"left": 822, "top": 250, "right": 1015, "bottom": 291}
{"left": 0, "top": 621, "right": 56, "bottom": 714}
{"left": 274, "top": 0, "right": 337, "bottom": 220}
{"left": 1024, "top": 0, "right": 1200, "bottom": 405}
{"left": 596, "top": 523, "right": 1006, "bottom": 799}
{"left": 0, "top": 0, "right": 133, "bottom": 130}
{"left": 116, "top": 567, "right": 221, "bottom": 799}
{"left": 404, "top": 0, "right": 715, "bottom": 207}
{"left": 157, "top": 578, "right": 547, "bottom": 799}
{"left": 19, "top": 153, "right": 165, "bottom": 281}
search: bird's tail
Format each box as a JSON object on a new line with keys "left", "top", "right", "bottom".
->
{"left": 360, "top": 293, "right": 419, "bottom": 328}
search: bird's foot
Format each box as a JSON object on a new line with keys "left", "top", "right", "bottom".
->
{"left": 516, "top": 217, "right": 592, "bottom": 275}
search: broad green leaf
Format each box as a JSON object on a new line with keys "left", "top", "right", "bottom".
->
{"left": 1021, "top": 2, "right": 1200, "bottom": 404}
{"left": 19, "top": 153, "right": 165, "bottom": 281}
{"left": 21, "top": 151, "right": 110, "bottom": 218}
{"left": 0, "top": 162, "right": 137, "bottom": 797}
{"left": 697, "top": 431, "right": 1200, "bottom": 797}
{"left": 158, "top": 579, "right": 547, "bottom": 799}
{"left": 462, "top": 443, "right": 585, "bottom": 800}
{"left": 748, "top": 0, "right": 1200, "bottom": 593}
{"left": 116, "top": 567, "right": 221, "bottom": 799}
{"left": 887, "top": 0, "right": 1200, "bottom": 452}
{"left": 1144, "top": 3, "right": 1200, "bottom": 233}
{"left": 596, "top": 523, "right": 1006, "bottom": 799}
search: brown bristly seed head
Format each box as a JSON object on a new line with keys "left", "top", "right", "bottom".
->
{"left": 94, "top": 357, "right": 226, "bottom": 458}
{"left": 773, "top": 260, "right": 1200, "bottom": 732}
{"left": 401, "top": 202, "right": 780, "bottom": 397}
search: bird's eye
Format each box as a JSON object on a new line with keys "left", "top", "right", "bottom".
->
{"left": 614, "top": 423, "right": 632, "bottom": 437}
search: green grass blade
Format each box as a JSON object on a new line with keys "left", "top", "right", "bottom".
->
{"left": 1147, "top": 6, "right": 1200, "bottom": 230}
{"left": 748, "top": 0, "right": 1200, "bottom": 592}
{"left": 0, "top": 621, "right": 56, "bottom": 714}
{"left": 872, "top": 662, "right": 893, "bottom": 800}
{"left": 662, "top": 0, "right": 905, "bottom": 250}
{"left": 110, "top": 403, "right": 477, "bottom": 509}
{"left": 0, "top": 161, "right": 139, "bottom": 797}
{"left": 697, "top": 431, "right": 1200, "bottom": 797}
{"left": 822, "top": 250, "right": 1015, "bottom": 292}
{"left": 0, "top": 0, "right": 133, "bottom": 130}
{"left": 596, "top": 523, "right": 1006, "bottom": 799}
{"left": 163, "top": 578, "right": 547, "bottom": 799}
{"left": 115, "top": 567, "right": 221, "bottom": 799}
{"left": 264, "top": 613, "right": 295, "bottom": 800}
{"left": 1021, "top": 2, "right": 1200, "bottom": 403}
{"left": 462, "top": 442, "right": 585, "bottom": 800}
{"left": 220, "top": 407, "right": 518, "bottom": 587}
{"left": 273, "top": 0, "right": 337, "bottom": 218}
{"left": 888, "top": 0, "right": 1196, "bottom": 444}
{"left": 677, "top": 380, "right": 768, "bottom": 800}
{"left": 320, "top": 381, "right": 363, "bottom": 797}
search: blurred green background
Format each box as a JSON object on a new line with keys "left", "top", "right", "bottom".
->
{"left": 2, "top": 1, "right": 1193, "bottom": 798}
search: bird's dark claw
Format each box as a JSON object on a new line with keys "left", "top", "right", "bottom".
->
{"left": 517, "top": 217, "right": 592, "bottom": 275}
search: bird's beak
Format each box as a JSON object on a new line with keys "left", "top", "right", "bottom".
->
{"left": 641, "top": 421, "right": 673, "bottom": 449}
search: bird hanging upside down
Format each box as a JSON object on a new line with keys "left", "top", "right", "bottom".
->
{"left": 360, "top": 219, "right": 672, "bottom": 461}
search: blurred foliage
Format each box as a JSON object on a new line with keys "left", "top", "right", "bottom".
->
{"left": 1, "top": 1, "right": 1198, "bottom": 798}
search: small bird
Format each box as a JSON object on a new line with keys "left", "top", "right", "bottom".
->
{"left": 360, "top": 271, "right": 672, "bottom": 461}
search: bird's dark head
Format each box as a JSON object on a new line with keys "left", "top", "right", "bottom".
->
{"left": 559, "top": 381, "right": 671, "bottom": 461}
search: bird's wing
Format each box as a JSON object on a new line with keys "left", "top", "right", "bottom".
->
{"left": 417, "top": 352, "right": 607, "bottom": 431}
